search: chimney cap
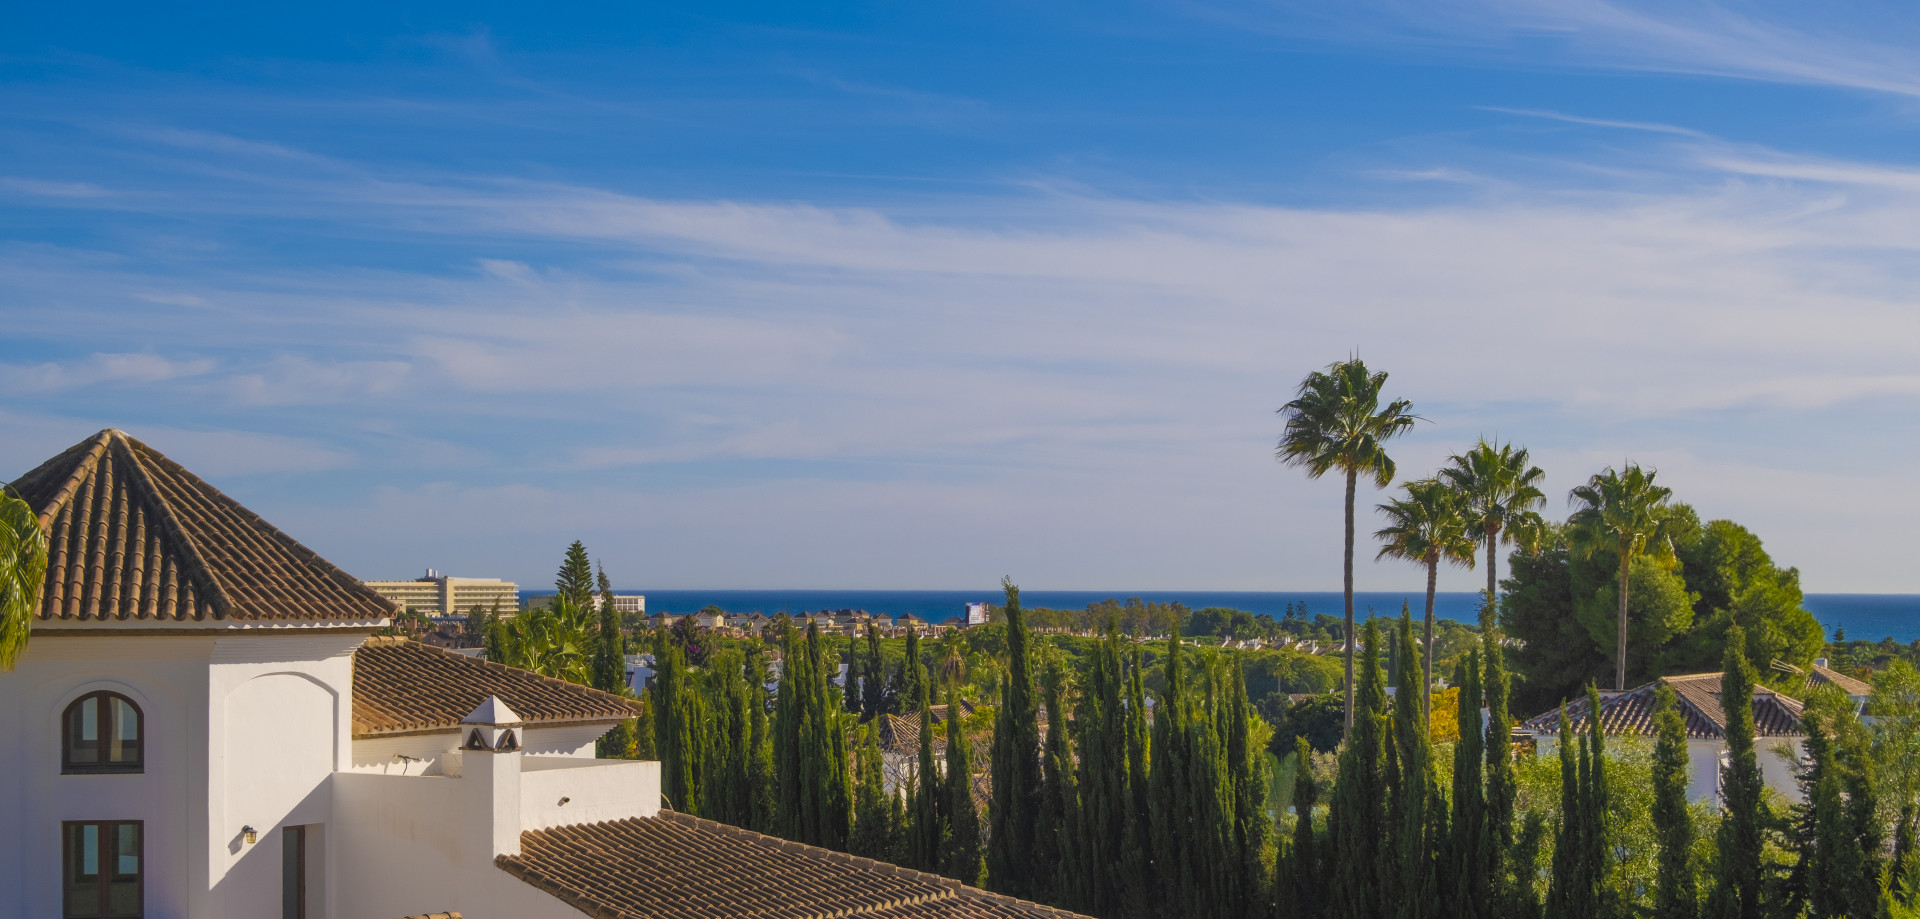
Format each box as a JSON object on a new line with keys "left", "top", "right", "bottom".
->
{"left": 462, "top": 695, "right": 522, "bottom": 726}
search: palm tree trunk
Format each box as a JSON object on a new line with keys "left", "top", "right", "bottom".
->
{"left": 1423, "top": 553, "right": 1437, "bottom": 720}
{"left": 1485, "top": 527, "right": 1498, "bottom": 603}
{"left": 1616, "top": 554, "right": 1631, "bottom": 691}
{"left": 1343, "top": 466, "right": 1357, "bottom": 732}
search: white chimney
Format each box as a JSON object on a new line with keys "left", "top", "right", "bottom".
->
{"left": 1815, "top": 658, "right": 1829, "bottom": 669}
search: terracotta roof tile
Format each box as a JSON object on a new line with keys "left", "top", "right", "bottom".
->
{"left": 353, "top": 638, "right": 641, "bottom": 737}
{"left": 497, "top": 811, "right": 1084, "bottom": 919}
{"left": 1521, "top": 672, "right": 1805, "bottom": 740}
{"left": 1806, "top": 664, "right": 1872, "bottom": 697}
{"left": 8, "top": 430, "right": 395, "bottom": 624}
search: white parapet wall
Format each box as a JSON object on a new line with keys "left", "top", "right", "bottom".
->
{"left": 331, "top": 751, "right": 660, "bottom": 919}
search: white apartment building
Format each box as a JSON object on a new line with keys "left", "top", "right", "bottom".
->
{"left": 363, "top": 571, "right": 520, "bottom": 617}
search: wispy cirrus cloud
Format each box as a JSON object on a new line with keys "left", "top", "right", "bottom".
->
{"left": 1197, "top": 0, "right": 1920, "bottom": 99}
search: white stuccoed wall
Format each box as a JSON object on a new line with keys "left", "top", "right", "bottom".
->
{"left": 0, "top": 628, "right": 365, "bottom": 919}
{"left": 332, "top": 750, "right": 660, "bottom": 919}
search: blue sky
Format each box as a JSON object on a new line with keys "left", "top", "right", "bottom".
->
{"left": 6, "top": 1, "right": 1920, "bottom": 592}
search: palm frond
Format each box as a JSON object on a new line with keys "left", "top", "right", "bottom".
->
{"left": 0, "top": 489, "right": 48, "bottom": 670}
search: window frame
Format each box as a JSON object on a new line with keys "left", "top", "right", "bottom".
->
{"left": 61, "top": 819, "right": 143, "bottom": 919}
{"left": 62, "top": 691, "right": 144, "bottom": 775}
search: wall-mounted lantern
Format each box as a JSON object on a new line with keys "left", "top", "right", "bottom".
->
{"left": 242, "top": 826, "right": 257, "bottom": 845}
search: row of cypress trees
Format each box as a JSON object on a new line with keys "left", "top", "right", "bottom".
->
{"left": 642, "top": 589, "right": 1919, "bottom": 919}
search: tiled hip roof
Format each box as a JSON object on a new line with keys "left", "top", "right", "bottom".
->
{"left": 8, "top": 429, "right": 396, "bottom": 623}
{"left": 352, "top": 638, "right": 641, "bottom": 737}
{"left": 1520, "top": 672, "right": 1806, "bottom": 740}
{"left": 498, "top": 811, "right": 1086, "bottom": 919}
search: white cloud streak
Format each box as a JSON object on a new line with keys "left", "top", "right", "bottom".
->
{"left": 6, "top": 130, "right": 1920, "bottom": 589}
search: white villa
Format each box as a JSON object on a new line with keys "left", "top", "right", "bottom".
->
{"left": 1518, "top": 665, "right": 1870, "bottom": 805}
{"left": 0, "top": 430, "right": 1077, "bottom": 919}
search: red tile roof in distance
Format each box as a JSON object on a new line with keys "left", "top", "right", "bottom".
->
{"left": 352, "top": 638, "right": 642, "bottom": 738}
{"left": 8, "top": 429, "right": 396, "bottom": 624}
{"left": 1521, "top": 672, "right": 1806, "bottom": 740}
{"left": 497, "top": 811, "right": 1086, "bottom": 919}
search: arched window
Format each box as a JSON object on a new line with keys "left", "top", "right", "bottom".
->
{"left": 63, "top": 692, "right": 143, "bottom": 774}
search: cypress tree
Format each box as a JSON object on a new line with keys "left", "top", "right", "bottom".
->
{"left": 1393, "top": 610, "right": 1438, "bottom": 919}
{"left": 555, "top": 540, "right": 595, "bottom": 607}
{"left": 1287, "top": 734, "right": 1319, "bottom": 919}
{"left": 1148, "top": 629, "right": 1193, "bottom": 915}
{"left": 1069, "top": 623, "right": 1129, "bottom": 916}
{"left": 1036, "top": 655, "right": 1077, "bottom": 905}
{"left": 1124, "top": 644, "right": 1155, "bottom": 911}
{"left": 1226, "top": 655, "right": 1274, "bottom": 918}
{"left": 1708, "top": 626, "right": 1765, "bottom": 919}
{"left": 862, "top": 623, "right": 887, "bottom": 719}
{"left": 1480, "top": 599, "right": 1518, "bottom": 914}
{"left": 1327, "top": 618, "right": 1391, "bottom": 919}
{"left": 1546, "top": 704, "right": 1585, "bottom": 919}
{"left": 652, "top": 630, "right": 695, "bottom": 813}
{"left": 1583, "top": 683, "right": 1611, "bottom": 919}
{"left": 908, "top": 676, "right": 942, "bottom": 871}
{"left": 1651, "top": 683, "right": 1697, "bottom": 919}
{"left": 747, "top": 648, "right": 777, "bottom": 834}
{"left": 946, "top": 679, "right": 984, "bottom": 885}
{"left": 901, "top": 629, "right": 924, "bottom": 717}
{"left": 688, "top": 651, "right": 751, "bottom": 825}
{"left": 851, "top": 723, "right": 894, "bottom": 859}
{"left": 845, "top": 637, "right": 865, "bottom": 716}
{"left": 988, "top": 577, "right": 1043, "bottom": 898}
{"left": 1792, "top": 692, "right": 1881, "bottom": 919}
{"left": 592, "top": 566, "right": 625, "bottom": 693}
{"left": 1449, "top": 649, "right": 1487, "bottom": 919}
{"left": 775, "top": 621, "right": 852, "bottom": 849}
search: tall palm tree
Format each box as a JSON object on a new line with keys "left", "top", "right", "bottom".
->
{"left": 1440, "top": 439, "right": 1547, "bottom": 604}
{"left": 1566, "top": 463, "right": 1677, "bottom": 691}
{"left": 1375, "top": 478, "right": 1477, "bottom": 714}
{"left": 1278, "top": 358, "right": 1418, "bottom": 729}
{"left": 0, "top": 488, "right": 48, "bottom": 670}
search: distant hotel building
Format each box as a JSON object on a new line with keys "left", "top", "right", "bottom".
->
{"left": 526, "top": 593, "right": 646, "bottom": 613}
{"left": 362, "top": 569, "right": 520, "bottom": 617}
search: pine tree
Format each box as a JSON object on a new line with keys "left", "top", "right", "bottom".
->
{"left": 851, "top": 723, "right": 894, "bottom": 859}
{"left": 1393, "top": 610, "right": 1438, "bottom": 919}
{"left": 1708, "top": 626, "right": 1765, "bottom": 919}
{"left": 1288, "top": 734, "right": 1320, "bottom": 919}
{"left": 1480, "top": 599, "right": 1518, "bottom": 915}
{"left": 988, "top": 577, "right": 1043, "bottom": 898}
{"left": 1651, "top": 683, "right": 1696, "bottom": 919}
{"left": 555, "top": 541, "right": 595, "bottom": 607}
{"left": 1449, "top": 649, "right": 1487, "bottom": 919}
{"left": 946, "top": 679, "right": 984, "bottom": 885}
{"left": 1327, "top": 618, "right": 1391, "bottom": 919}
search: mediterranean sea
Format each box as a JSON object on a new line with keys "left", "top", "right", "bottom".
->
{"left": 525, "top": 589, "right": 1920, "bottom": 642}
